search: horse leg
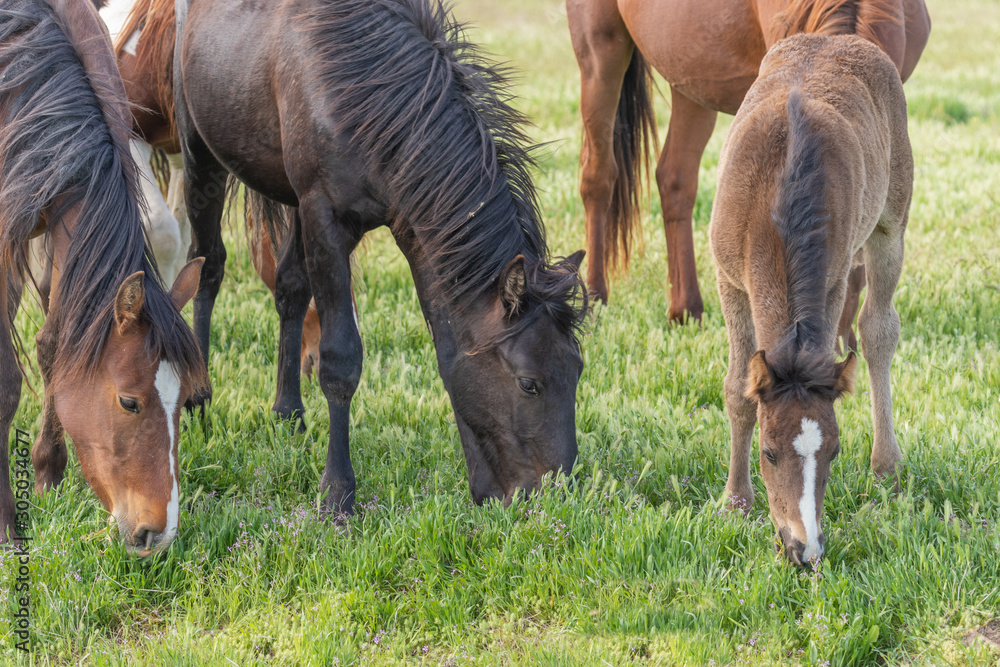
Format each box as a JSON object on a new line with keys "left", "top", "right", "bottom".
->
{"left": 132, "top": 140, "right": 183, "bottom": 285}
{"left": 836, "top": 264, "right": 865, "bottom": 354}
{"left": 300, "top": 196, "right": 362, "bottom": 516}
{"left": 0, "top": 280, "right": 23, "bottom": 542}
{"left": 179, "top": 141, "right": 228, "bottom": 409}
{"left": 657, "top": 87, "right": 715, "bottom": 323}
{"left": 166, "top": 155, "right": 191, "bottom": 259}
{"left": 272, "top": 208, "right": 311, "bottom": 427}
{"left": 31, "top": 322, "right": 67, "bottom": 492}
{"left": 718, "top": 274, "right": 758, "bottom": 513}
{"left": 567, "top": 0, "right": 635, "bottom": 303}
{"left": 858, "top": 229, "right": 904, "bottom": 479}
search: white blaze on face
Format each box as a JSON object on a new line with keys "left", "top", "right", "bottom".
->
{"left": 154, "top": 361, "right": 182, "bottom": 543}
{"left": 793, "top": 417, "right": 824, "bottom": 562}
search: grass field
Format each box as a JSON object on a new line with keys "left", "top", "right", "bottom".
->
{"left": 3, "top": 0, "right": 999, "bottom": 664}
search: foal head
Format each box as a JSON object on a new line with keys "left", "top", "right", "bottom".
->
{"left": 745, "top": 345, "right": 857, "bottom": 566}
{"left": 51, "top": 260, "right": 203, "bottom": 555}
{"left": 449, "top": 252, "right": 587, "bottom": 505}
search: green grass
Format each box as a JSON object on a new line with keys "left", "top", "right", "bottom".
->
{"left": 3, "top": 0, "right": 1000, "bottom": 664}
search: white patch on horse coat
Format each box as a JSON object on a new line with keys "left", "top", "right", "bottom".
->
{"left": 793, "top": 417, "right": 823, "bottom": 561}
{"left": 99, "top": 0, "right": 137, "bottom": 48}
{"left": 155, "top": 361, "right": 182, "bottom": 543}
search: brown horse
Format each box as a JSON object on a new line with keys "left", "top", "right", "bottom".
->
{"left": 710, "top": 30, "right": 912, "bottom": 565}
{"left": 0, "top": 0, "right": 204, "bottom": 554}
{"left": 175, "top": 0, "right": 588, "bottom": 515}
{"left": 567, "top": 0, "right": 929, "bottom": 324}
{"left": 105, "top": 0, "right": 323, "bottom": 377}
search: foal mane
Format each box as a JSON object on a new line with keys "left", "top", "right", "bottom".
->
{"left": 300, "top": 0, "right": 586, "bottom": 337}
{"left": 114, "top": 0, "right": 176, "bottom": 135}
{"left": 0, "top": 0, "right": 202, "bottom": 384}
{"left": 763, "top": 89, "right": 839, "bottom": 400}
{"left": 769, "top": 0, "right": 899, "bottom": 45}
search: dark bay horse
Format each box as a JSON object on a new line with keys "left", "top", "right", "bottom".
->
{"left": 710, "top": 30, "right": 912, "bottom": 565}
{"left": 0, "top": 0, "right": 204, "bottom": 554}
{"left": 568, "top": 0, "right": 929, "bottom": 325}
{"left": 107, "top": 0, "right": 324, "bottom": 376}
{"left": 175, "top": 0, "right": 588, "bottom": 515}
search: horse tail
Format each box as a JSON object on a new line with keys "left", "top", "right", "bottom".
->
{"left": 229, "top": 178, "right": 291, "bottom": 264}
{"left": 606, "top": 48, "right": 657, "bottom": 273}
{"left": 773, "top": 88, "right": 829, "bottom": 349}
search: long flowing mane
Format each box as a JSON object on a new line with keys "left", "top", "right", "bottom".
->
{"left": 768, "top": 0, "right": 900, "bottom": 45}
{"left": 0, "top": 0, "right": 202, "bottom": 383}
{"left": 300, "top": 0, "right": 585, "bottom": 334}
{"left": 113, "top": 0, "right": 176, "bottom": 135}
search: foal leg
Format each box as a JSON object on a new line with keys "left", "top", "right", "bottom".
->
{"left": 858, "top": 229, "right": 904, "bottom": 478}
{"left": 656, "top": 87, "right": 716, "bottom": 323}
{"left": 718, "top": 275, "right": 758, "bottom": 512}
{"left": 567, "top": 0, "right": 636, "bottom": 304}
{"left": 300, "top": 196, "right": 362, "bottom": 516}
{"left": 836, "top": 265, "right": 865, "bottom": 354}
{"left": 272, "top": 208, "right": 311, "bottom": 427}
{"left": 31, "top": 323, "right": 67, "bottom": 492}
{"left": 0, "top": 284, "right": 23, "bottom": 542}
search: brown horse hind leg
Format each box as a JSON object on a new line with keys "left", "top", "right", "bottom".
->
{"left": 298, "top": 195, "right": 363, "bottom": 517}
{"left": 657, "top": 87, "right": 716, "bottom": 323}
{"left": 717, "top": 274, "right": 758, "bottom": 513}
{"left": 567, "top": 0, "right": 640, "bottom": 304}
{"left": 271, "top": 208, "right": 312, "bottom": 429}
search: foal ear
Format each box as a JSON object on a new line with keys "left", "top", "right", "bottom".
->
{"left": 114, "top": 271, "right": 145, "bottom": 334}
{"left": 500, "top": 254, "right": 527, "bottom": 314}
{"left": 565, "top": 249, "right": 586, "bottom": 271}
{"left": 834, "top": 350, "right": 858, "bottom": 397}
{"left": 744, "top": 350, "right": 774, "bottom": 401}
{"left": 169, "top": 257, "right": 205, "bottom": 311}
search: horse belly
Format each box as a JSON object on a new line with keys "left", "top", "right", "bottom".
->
{"left": 619, "top": 0, "right": 765, "bottom": 114}
{"left": 180, "top": 1, "right": 294, "bottom": 202}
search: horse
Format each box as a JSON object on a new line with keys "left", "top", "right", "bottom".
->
{"left": 0, "top": 0, "right": 204, "bottom": 554}
{"left": 709, "top": 30, "right": 912, "bottom": 565}
{"left": 567, "top": 0, "right": 929, "bottom": 328}
{"left": 100, "top": 0, "right": 323, "bottom": 375}
{"left": 174, "top": 0, "right": 588, "bottom": 515}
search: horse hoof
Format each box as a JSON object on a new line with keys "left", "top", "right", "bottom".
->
{"left": 272, "top": 403, "right": 306, "bottom": 432}
{"left": 668, "top": 304, "right": 704, "bottom": 325}
{"left": 319, "top": 478, "right": 356, "bottom": 518}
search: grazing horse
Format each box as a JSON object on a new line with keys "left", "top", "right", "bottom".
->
{"left": 0, "top": 0, "right": 204, "bottom": 554}
{"left": 567, "top": 0, "right": 929, "bottom": 325}
{"left": 710, "top": 31, "right": 912, "bottom": 565}
{"left": 175, "top": 0, "right": 588, "bottom": 515}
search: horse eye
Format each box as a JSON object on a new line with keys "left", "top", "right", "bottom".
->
{"left": 119, "top": 397, "right": 141, "bottom": 414}
{"left": 830, "top": 446, "right": 841, "bottom": 461}
{"left": 518, "top": 378, "right": 538, "bottom": 395}
{"left": 763, "top": 449, "right": 777, "bottom": 464}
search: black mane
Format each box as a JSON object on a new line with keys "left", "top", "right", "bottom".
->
{"left": 0, "top": 0, "right": 202, "bottom": 383}
{"left": 301, "top": 0, "right": 585, "bottom": 334}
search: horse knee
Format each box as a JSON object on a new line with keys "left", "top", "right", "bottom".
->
{"left": 858, "top": 305, "right": 900, "bottom": 360}
{"left": 317, "top": 341, "right": 362, "bottom": 405}
{"left": 724, "top": 372, "right": 754, "bottom": 419}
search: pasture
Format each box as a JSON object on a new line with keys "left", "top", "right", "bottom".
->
{"left": 2, "top": 0, "right": 999, "bottom": 663}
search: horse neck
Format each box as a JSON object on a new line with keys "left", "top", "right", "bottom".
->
{"left": 51, "top": 0, "right": 132, "bottom": 146}
{"left": 764, "top": 0, "right": 904, "bottom": 56}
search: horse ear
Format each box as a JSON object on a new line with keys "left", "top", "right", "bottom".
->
{"left": 170, "top": 257, "right": 205, "bottom": 311}
{"left": 744, "top": 350, "right": 774, "bottom": 401}
{"left": 834, "top": 350, "right": 858, "bottom": 397}
{"left": 500, "top": 254, "right": 526, "bottom": 313}
{"left": 114, "top": 271, "right": 145, "bottom": 334}
{"left": 565, "top": 249, "right": 586, "bottom": 271}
